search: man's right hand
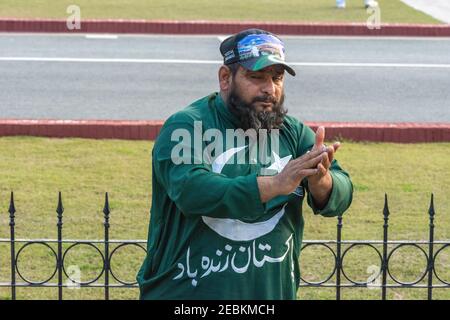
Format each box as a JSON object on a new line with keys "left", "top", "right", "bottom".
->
{"left": 257, "top": 146, "right": 328, "bottom": 203}
{"left": 273, "top": 146, "right": 329, "bottom": 195}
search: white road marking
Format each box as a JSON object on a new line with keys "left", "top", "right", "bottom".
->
{"left": 85, "top": 34, "right": 118, "bottom": 39}
{"left": 280, "top": 35, "right": 450, "bottom": 41}
{"left": 290, "top": 62, "right": 450, "bottom": 68}
{"left": 1, "top": 57, "right": 450, "bottom": 68}
{"left": 0, "top": 57, "right": 222, "bottom": 64}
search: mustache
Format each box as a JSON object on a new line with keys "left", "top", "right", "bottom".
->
{"left": 251, "top": 95, "right": 278, "bottom": 105}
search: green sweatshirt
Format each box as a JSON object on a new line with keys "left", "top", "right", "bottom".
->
{"left": 137, "top": 92, "right": 353, "bottom": 300}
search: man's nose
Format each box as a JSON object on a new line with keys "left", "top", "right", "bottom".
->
{"left": 261, "top": 78, "right": 276, "bottom": 96}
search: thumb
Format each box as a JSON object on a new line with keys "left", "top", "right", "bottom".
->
{"left": 313, "top": 126, "right": 325, "bottom": 150}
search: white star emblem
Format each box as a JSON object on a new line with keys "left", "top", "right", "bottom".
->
{"left": 266, "top": 152, "right": 292, "bottom": 173}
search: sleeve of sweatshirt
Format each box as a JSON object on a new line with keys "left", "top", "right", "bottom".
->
{"left": 152, "top": 119, "right": 266, "bottom": 220}
{"left": 297, "top": 123, "right": 354, "bottom": 217}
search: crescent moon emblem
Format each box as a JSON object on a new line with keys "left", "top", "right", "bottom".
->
{"left": 201, "top": 147, "right": 286, "bottom": 241}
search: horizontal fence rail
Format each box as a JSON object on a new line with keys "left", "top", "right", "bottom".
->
{"left": 1, "top": 192, "right": 449, "bottom": 300}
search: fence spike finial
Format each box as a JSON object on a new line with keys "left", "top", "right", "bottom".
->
{"left": 56, "top": 191, "right": 64, "bottom": 231}
{"left": 103, "top": 192, "right": 110, "bottom": 217}
{"left": 383, "top": 193, "right": 390, "bottom": 218}
{"left": 56, "top": 191, "right": 64, "bottom": 216}
{"left": 9, "top": 191, "right": 16, "bottom": 217}
{"left": 103, "top": 192, "right": 110, "bottom": 230}
{"left": 428, "top": 193, "right": 435, "bottom": 218}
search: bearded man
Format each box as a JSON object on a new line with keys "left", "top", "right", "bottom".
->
{"left": 137, "top": 29, "right": 353, "bottom": 300}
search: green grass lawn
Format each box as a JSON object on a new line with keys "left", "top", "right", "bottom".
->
{"left": 0, "top": 0, "right": 441, "bottom": 24}
{"left": 0, "top": 137, "right": 449, "bottom": 300}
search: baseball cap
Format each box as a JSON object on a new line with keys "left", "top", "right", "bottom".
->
{"left": 219, "top": 28, "right": 296, "bottom": 76}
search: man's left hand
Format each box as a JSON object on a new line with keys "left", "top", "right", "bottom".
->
{"left": 306, "top": 126, "right": 341, "bottom": 209}
{"left": 308, "top": 126, "right": 340, "bottom": 183}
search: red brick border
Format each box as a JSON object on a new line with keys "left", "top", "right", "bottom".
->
{"left": 306, "top": 122, "right": 450, "bottom": 143}
{"left": 0, "top": 19, "right": 449, "bottom": 37}
{"left": 1, "top": 119, "right": 449, "bottom": 143}
{"left": 0, "top": 119, "right": 164, "bottom": 141}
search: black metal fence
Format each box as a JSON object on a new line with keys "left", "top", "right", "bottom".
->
{"left": 1, "top": 192, "right": 449, "bottom": 300}
{"left": 1, "top": 192, "right": 147, "bottom": 300}
{"left": 299, "top": 194, "right": 449, "bottom": 300}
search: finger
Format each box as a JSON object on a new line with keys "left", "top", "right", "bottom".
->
{"left": 298, "top": 151, "right": 327, "bottom": 170}
{"left": 321, "top": 151, "right": 331, "bottom": 170}
{"left": 333, "top": 141, "right": 341, "bottom": 152}
{"left": 298, "top": 145, "right": 327, "bottom": 163}
{"left": 325, "top": 146, "right": 334, "bottom": 166}
{"left": 298, "top": 168, "right": 319, "bottom": 178}
{"left": 317, "top": 163, "right": 327, "bottom": 176}
{"left": 314, "top": 126, "right": 325, "bottom": 150}
{"left": 328, "top": 142, "right": 340, "bottom": 163}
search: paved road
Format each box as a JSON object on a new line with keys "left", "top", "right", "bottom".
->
{"left": 1, "top": 33, "right": 449, "bottom": 122}
{"left": 401, "top": 0, "right": 450, "bottom": 24}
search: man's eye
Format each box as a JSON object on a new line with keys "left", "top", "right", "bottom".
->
{"left": 251, "top": 75, "right": 263, "bottom": 79}
{"left": 273, "top": 76, "right": 283, "bottom": 82}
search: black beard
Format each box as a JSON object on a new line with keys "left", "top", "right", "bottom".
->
{"left": 227, "top": 86, "right": 287, "bottom": 131}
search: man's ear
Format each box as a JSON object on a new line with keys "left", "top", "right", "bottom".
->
{"left": 218, "top": 65, "right": 232, "bottom": 92}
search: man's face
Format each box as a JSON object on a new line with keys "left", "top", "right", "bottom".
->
{"left": 227, "top": 64, "right": 287, "bottom": 131}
